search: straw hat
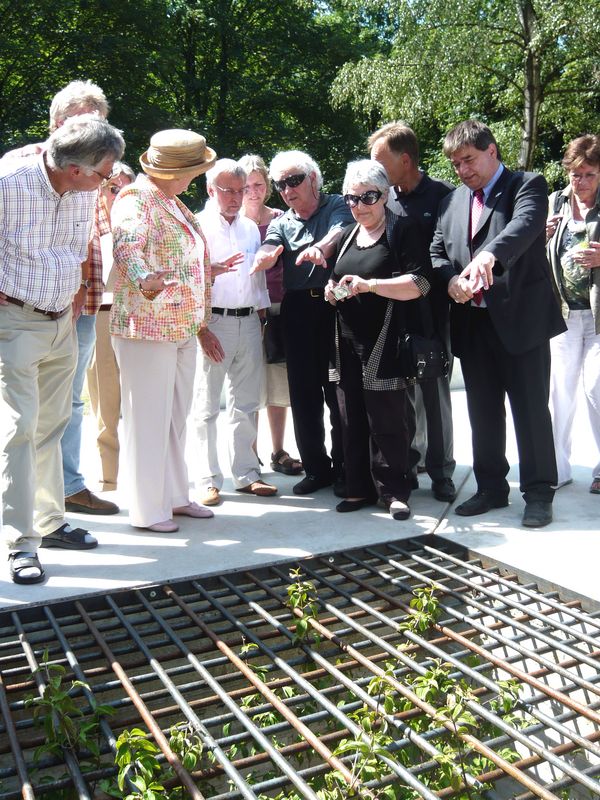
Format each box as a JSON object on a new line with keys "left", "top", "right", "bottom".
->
{"left": 139, "top": 129, "right": 217, "bottom": 179}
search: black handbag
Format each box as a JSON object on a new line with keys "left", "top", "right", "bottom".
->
{"left": 400, "top": 332, "right": 449, "bottom": 383}
{"left": 263, "top": 309, "right": 286, "bottom": 364}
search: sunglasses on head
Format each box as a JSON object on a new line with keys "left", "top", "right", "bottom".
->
{"left": 273, "top": 173, "right": 306, "bottom": 193}
{"left": 343, "top": 190, "right": 383, "bottom": 208}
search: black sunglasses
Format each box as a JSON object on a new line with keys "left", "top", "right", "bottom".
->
{"left": 343, "top": 190, "right": 383, "bottom": 208}
{"left": 273, "top": 173, "right": 306, "bottom": 193}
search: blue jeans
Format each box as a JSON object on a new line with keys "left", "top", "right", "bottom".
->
{"left": 62, "top": 313, "right": 97, "bottom": 497}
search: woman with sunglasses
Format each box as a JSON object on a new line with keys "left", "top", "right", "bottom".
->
{"left": 325, "top": 160, "right": 431, "bottom": 520}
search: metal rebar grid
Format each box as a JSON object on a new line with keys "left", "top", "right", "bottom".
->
{"left": 0, "top": 536, "right": 598, "bottom": 799}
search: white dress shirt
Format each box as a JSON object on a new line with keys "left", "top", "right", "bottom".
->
{"left": 197, "top": 206, "right": 269, "bottom": 310}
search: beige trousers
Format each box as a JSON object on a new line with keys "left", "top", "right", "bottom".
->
{"left": 0, "top": 304, "right": 76, "bottom": 552}
{"left": 87, "top": 309, "right": 121, "bottom": 489}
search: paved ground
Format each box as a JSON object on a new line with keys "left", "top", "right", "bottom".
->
{"left": 1, "top": 372, "right": 598, "bottom": 609}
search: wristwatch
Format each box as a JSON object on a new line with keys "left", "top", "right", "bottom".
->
{"left": 81, "top": 279, "right": 92, "bottom": 289}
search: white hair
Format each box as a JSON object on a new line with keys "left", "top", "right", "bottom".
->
{"left": 49, "top": 80, "right": 109, "bottom": 132}
{"left": 343, "top": 159, "right": 390, "bottom": 195}
{"left": 269, "top": 150, "right": 323, "bottom": 190}
{"left": 206, "top": 158, "right": 247, "bottom": 188}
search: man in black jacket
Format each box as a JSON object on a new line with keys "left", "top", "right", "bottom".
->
{"left": 430, "top": 120, "right": 566, "bottom": 527}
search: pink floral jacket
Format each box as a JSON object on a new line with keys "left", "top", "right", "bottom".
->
{"left": 110, "top": 174, "right": 211, "bottom": 341}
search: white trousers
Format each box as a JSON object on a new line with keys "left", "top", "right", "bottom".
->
{"left": 549, "top": 309, "right": 600, "bottom": 484}
{"left": 195, "top": 313, "right": 262, "bottom": 490}
{"left": 113, "top": 336, "right": 196, "bottom": 527}
{"left": 0, "top": 304, "right": 76, "bottom": 552}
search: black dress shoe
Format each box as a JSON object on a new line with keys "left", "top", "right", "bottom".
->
{"left": 522, "top": 501, "right": 552, "bottom": 528}
{"left": 455, "top": 491, "right": 509, "bottom": 517}
{"left": 335, "top": 497, "right": 377, "bottom": 513}
{"left": 293, "top": 474, "right": 333, "bottom": 495}
{"left": 432, "top": 478, "right": 456, "bottom": 502}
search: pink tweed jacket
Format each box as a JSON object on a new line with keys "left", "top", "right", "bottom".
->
{"left": 110, "top": 174, "right": 211, "bottom": 342}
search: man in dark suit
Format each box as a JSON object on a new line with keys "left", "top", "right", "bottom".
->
{"left": 430, "top": 120, "right": 566, "bottom": 527}
{"left": 369, "top": 121, "right": 456, "bottom": 504}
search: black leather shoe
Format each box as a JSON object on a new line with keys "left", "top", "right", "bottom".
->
{"left": 336, "top": 497, "right": 377, "bottom": 513}
{"left": 522, "top": 501, "right": 552, "bottom": 528}
{"left": 432, "top": 478, "right": 456, "bottom": 502}
{"left": 455, "top": 491, "right": 508, "bottom": 517}
{"left": 293, "top": 474, "right": 333, "bottom": 495}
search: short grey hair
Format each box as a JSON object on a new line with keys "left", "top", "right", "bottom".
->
{"left": 343, "top": 159, "right": 390, "bottom": 195}
{"left": 49, "top": 80, "right": 109, "bottom": 132}
{"left": 238, "top": 153, "right": 272, "bottom": 202}
{"left": 47, "top": 114, "right": 125, "bottom": 171}
{"left": 269, "top": 150, "right": 323, "bottom": 190}
{"left": 111, "top": 161, "right": 135, "bottom": 182}
{"left": 206, "top": 158, "right": 247, "bottom": 188}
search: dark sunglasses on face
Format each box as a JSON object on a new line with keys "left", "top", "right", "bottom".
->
{"left": 108, "top": 185, "right": 121, "bottom": 196}
{"left": 343, "top": 190, "right": 383, "bottom": 208}
{"left": 273, "top": 173, "right": 306, "bottom": 193}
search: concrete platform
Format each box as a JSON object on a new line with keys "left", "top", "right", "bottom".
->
{"left": 1, "top": 381, "right": 599, "bottom": 609}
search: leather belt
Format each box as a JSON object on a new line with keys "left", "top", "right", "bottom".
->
{"left": 4, "top": 294, "right": 69, "bottom": 320}
{"left": 211, "top": 306, "right": 254, "bottom": 317}
{"left": 308, "top": 288, "right": 324, "bottom": 298}
{"left": 99, "top": 304, "right": 112, "bottom": 311}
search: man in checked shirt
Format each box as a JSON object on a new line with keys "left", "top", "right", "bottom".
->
{"left": 0, "top": 115, "right": 124, "bottom": 584}
{"left": 2, "top": 79, "right": 123, "bottom": 517}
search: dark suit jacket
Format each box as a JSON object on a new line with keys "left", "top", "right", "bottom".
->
{"left": 430, "top": 167, "right": 566, "bottom": 356}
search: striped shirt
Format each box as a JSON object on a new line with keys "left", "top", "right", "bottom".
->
{"left": 0, "top": 154, "right": 96, "bottom": 312}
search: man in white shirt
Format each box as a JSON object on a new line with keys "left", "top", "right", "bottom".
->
{"left": 196, "top": 159, "right": 275, "bottom": 504}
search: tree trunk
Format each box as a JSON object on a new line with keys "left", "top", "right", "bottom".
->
{"left": 517, "top": 0, "right": 542, "bottom": 171}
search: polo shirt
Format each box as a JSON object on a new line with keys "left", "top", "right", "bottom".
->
{"left": 387, "top": 172, "right": 454, "bottom": 246}
{"left": 263, "top": 193, "right": 353, "bottom": 291}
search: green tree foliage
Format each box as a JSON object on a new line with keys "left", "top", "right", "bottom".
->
{"left": 0, "top": 0, "right": 376, "bottom": 203}
{"left": 331, "top": 0, "right": 600, "bottom": 177}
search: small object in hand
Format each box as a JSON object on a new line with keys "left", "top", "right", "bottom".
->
{"left": 332, "top": 284, "right": 351, "bottom": 301}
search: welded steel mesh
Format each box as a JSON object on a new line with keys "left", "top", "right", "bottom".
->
{"left": 0, "top": 536, "right": 599, "bottom": 799}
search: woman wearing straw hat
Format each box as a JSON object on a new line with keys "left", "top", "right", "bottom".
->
{"left": 110, "top": 129, "right": 238, "bottom": 532}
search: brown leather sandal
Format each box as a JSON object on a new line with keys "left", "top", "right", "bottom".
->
{"left": 270, "top": 450, "right": 303, "bottom": 476}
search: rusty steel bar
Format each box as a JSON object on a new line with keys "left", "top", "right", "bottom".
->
{"left": 74, "top": 600, "right": 205, "bottom": 800}
{"left": 212, "top": 575, "right": 448, "bottom": 799}
{"left": 135, "top": 588, "right": 321, "bottom": 800}
{"left": 251, "top": 568, "right": 561, "bottom": 800}
{"left": 0, "top": 673, "right": 35, "bottom": 800}
{"left": 274, "top": 563, "right": 600, "bottom": 798}
{"left": 315, "top": 556, "right": 600, "bottom": 764}
{"left": 366, "top": 547, "right": 600, "bottom": 719}
{"left": 11, "top": 611, "right": 92, "bottom": 800}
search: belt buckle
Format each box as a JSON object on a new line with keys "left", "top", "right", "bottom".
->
{"left": 309, "top": 288, "right": 320, "bottom": 298}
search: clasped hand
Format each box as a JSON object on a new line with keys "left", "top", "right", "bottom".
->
{"left": 448, "top": 250, "right": 495, "bottom": 303}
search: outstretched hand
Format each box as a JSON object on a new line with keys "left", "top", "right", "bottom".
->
{"left": 212, "top": 251, "right": 243, "bottom": 278}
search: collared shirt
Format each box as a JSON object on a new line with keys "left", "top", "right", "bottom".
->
{"left": 197, "top": 205, "right": 268, "bottom": 310}
{"left": 477, "top": 163, "right": 505, "bottom": 203}
{"left": 387, "top": 171, "right": 454, "bottom": 245}
{"left": 84, "top": 196, "right": 112, "bottom": 315}
{"left": 0, "top": 154, "right": 96, "bottom": 312}
{"left": 263, "top": 193, "right": 353, "bottom": 291}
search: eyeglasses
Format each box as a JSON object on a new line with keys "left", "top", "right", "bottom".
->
{"left": 215, "top": 185, "right": 245, "bottom": 196}
{"left": 343, "top": 190, "right": 383, "bottom": 208}
{"left": 108, "top": 185, "right": 122, "bottom": 196}
{"left": 273, "top": 173, "right": 306, "bottom": 193}
{"left": 83, "top": 166, "right": 116, "bottom": 182}
{"left": 569, "top": 171, "right": 599, "bottom": 182}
